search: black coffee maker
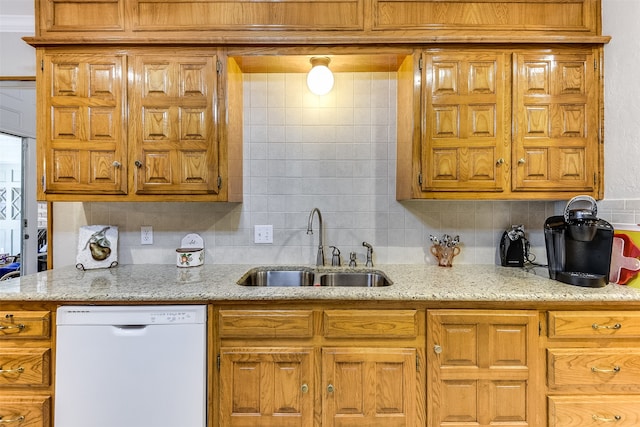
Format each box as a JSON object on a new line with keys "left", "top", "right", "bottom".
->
{"left": 544, "top": 196, "right": 614, "bottom": 287}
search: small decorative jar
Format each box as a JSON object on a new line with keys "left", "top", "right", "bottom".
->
{"left": 176, "top": 233, "right": 204, "bottom": 268}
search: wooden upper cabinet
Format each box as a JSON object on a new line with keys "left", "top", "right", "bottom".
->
{"left": 129, "top": 54, "right": 219, "bottom": 195}
{"left": 38, "top": 48, "right": 242, "bottom": 202}
{"left": 34, "top": 0, "right": 605, "bottom": 43}
{"left": 39, "top": 52, "right": 127, "bottom": 195}
{"left": 397, "top": 47, "right": 603, "bottom": 200}
{"left": 420, "top": 51, "right": 510, "bottom": 193}
{"left": 131, "top": 0, "right": 363, "bottom": 31}
{"left": 512, "top": 51, "right": 598, "bottom": 193}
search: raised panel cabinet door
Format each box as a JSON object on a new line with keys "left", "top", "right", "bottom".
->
{"left": 40, "top": 52, "right": 127, "bottom": 195}
{"left": 426, "top": 310, "right": 539, "bottom": 427}
{"left": 322, "top": 347, "right": 418, "bottom": 427}
{"left": 420, "top": 51, "right": 510, "bottom": 193}
{"left": 130, "top": 53, "right": 219, "bottom": 195}
{"left": 219, "top": 347, "right": 314, "bottom": 427}
{"left": 513, "top": 50, "right": 598, "bottom": 192}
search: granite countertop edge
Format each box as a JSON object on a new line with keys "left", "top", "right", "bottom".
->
{"left": 2, "top": 264, "right": 640, "bottom": 304}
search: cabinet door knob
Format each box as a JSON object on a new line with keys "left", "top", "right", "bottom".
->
{"left": 518, "top": 158, "right": 526, "bottom": 164}
{"left": 301, "top": 383, "right": 309, "bottom": 393}
{"left": 496, "top": 158, "right": 505, "bottom": 165}
{"left": 112, "top": 161, "right": 121, "bottom": 168}
{"left": 327, "top": 384, "right": 335, "bottom": 393}
{"left": 433, "top": 345, "right": 442, "bottom": 354}
{"left": 134, "top": 160, "right": 143, "bottom": 168}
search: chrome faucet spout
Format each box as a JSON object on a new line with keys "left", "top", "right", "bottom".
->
{"left": 307, "top": 208, "right": 325, "bottom": 266}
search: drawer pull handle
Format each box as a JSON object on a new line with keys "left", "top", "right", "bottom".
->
{"left": 591, "top": 365, "right": 621, "bottom": 374}
{"left": 592, "top": 414, "right": 621, "bottom": 422}
{"left": 0, "top": 367, "right": 25, "bottom": 375}
{"left": 0, "top": 324, "right": 25, "bottom": 332}
{"left": 592, "top": 322, "right": 622, "bottom": 330}
{"left": 0, "top": 415, "right": 26, "bottom": 424}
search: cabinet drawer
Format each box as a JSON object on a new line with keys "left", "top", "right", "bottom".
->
{"left": 0, "top": 395, "right": 50, "bottom": 427}
{"left": 323, "top": 310, "right": 418, "bottom": 338}
{"left": 549, "top": 395, "right": 640, "bottom": 427}
{"left": 0, "top": 312, "right": 51, "bottom": 339}
{"left": 0, "top": 348, "right": 51, "bottom": 387}
{"left": 548, "top": 311, "right": 640, "bottom": 339}
{"left": 548, "top": 348, "right": 640, "bottom": 389}
{"left": 218, "top": 310, "right": 314, "bottom": 338}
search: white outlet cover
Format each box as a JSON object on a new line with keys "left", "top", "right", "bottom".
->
{"left": 141, "top": 226, "right": 153, "bottom": 245}
{"left": 254, "top": 225, "right": 273, "bottom": 244}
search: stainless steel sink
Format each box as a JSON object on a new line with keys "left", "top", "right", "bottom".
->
{"left": 237, "top": 267, "right": 315, "bottom": 287}
{"left": 237, "top": 267, "right": 392, "bottom": 287}
{"left": 318, "top": 271, "right": 392, "bottom": 287}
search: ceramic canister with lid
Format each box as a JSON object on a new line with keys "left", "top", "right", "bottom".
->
{"left": 176, "top": 233, "right": 204, "bottom": 268}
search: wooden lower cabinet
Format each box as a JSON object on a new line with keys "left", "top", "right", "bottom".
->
{"left": 217, "top": 307, "right": 425, "bottom": 427}
{"left": 545, "top": 311, "right": 640, "bottom": 427}
{"left": 322, "top": 347, "right": 418, "bottom": 427}
{"left": 219, "top": 347, "right": 314, "bottom": 427}
{"left": 548, "top": 395, "right": 640, "bottom": 427}
{"left": 426, "top": 310, "right": 540, "bottom": 427}
{"left": 0, "top": 396, "right": 51, "bottom": 427}
{"left": 0, "top": 307, "right": 53, "bottom": 427}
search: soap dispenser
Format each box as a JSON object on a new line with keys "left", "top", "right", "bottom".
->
{"left": 330, "top": 246, "right": 341, "bottom": 266}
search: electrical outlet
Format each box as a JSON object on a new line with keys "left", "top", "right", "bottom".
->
{"left": 254, "top": 225, "right": 273, "bottom": 244}
{"left": 141, "top": 226, "right": 153, "bottom": 245}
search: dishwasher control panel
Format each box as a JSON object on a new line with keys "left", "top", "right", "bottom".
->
{"left": 149, "top": 310, "right": 197, "bottom": 324}
{"left": 57, "top": 305, "right": 207, "bottom": 326}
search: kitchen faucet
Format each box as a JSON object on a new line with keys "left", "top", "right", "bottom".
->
{"left": 307, "top": 208, "right": 325, "bottom": 266}
{"left": 363, "top": 241, "right": 373, "bottom": 267}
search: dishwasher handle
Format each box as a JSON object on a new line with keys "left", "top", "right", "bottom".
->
{"left": 112, "top": 324, "right": 148, "bottom": 336}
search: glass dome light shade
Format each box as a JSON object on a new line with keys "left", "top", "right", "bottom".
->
{"left": 307, "top": 57, "right": 334, "bottom": 96}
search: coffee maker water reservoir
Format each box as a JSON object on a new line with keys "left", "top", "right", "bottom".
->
{"left": 544, "top": 196, "right": 614, "bottom": 287}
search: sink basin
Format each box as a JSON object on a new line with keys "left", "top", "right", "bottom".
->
{"left": 318, "top": 271, "right": 392, "bottom": 287}
{"left": 237, "top": 268, "right": 315, "bottom": 287}
{"left": 237, "top": 267, "right": 392, "bottom": 287}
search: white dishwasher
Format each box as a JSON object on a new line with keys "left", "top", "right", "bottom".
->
{"left": 55, "top": 305, "right": 207, "bottom": 427}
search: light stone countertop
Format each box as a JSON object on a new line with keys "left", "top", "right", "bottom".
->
{"left": 2, "top": 264, "right": 640, "bottom": 306}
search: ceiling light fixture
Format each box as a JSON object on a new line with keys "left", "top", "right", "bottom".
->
{"left": 306, "top": 57, "right": 334, "bottom": 96}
